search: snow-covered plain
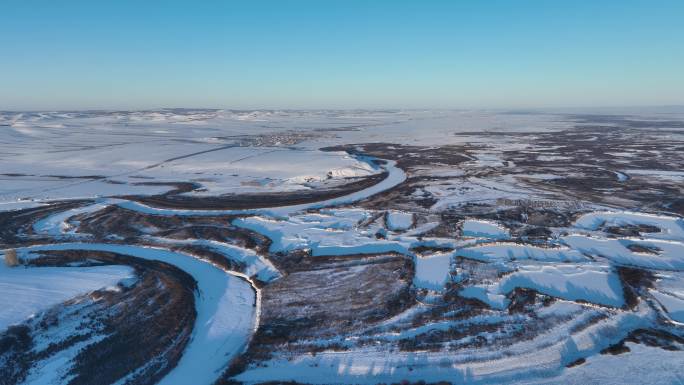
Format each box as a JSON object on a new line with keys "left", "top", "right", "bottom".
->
{"left": 0, "top": 109, "right": 571, "bottom": 206}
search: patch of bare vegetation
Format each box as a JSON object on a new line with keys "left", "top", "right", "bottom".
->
{"left": 3, "top": 249, "right": 19, "bottom": 267}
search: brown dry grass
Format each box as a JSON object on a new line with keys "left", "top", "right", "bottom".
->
{"left": 4, "top": 249, "right": 19, "bottom": 267}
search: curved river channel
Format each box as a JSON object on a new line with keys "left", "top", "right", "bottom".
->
{"left": 10, "top": 157, "right": 406, "bottom": 385}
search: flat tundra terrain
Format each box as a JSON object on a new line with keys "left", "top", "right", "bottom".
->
{"left": 1, "top": 109, "right": 683, "bottom": 385}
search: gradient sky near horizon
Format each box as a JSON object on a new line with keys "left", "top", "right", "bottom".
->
{"left": 1, "top": 0, "right": 683, "bottom": 110}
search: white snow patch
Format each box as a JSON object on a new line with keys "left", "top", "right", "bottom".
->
{"left": 562, "top": 235, "right": 684, "bottom": 271}
{"left": 623, "top": 169, "right": 684, "bottom": 181}
{"left": 501, "top": 265, "right": 624, "bottom": 307}
{"left": 459, "top": 264, "right": 625, "bottom": 309}
{"left": 462, "top": 219, "right": 509, "bottom": 239}
{"left": 386, "top": 211, "right": 414, "bottom": 231}
{"left": 650, "top": 290, "right": 684, "bottom": 323}
{"left": 522, "top": 343, "right": 684, "bottom": 385}
{"left": 0, "top": 201, "right": 47, "bottom": 212}
{"left": 456, "top": 243, "right": 587, "bottom": 263}
{"left": 574, "top": 211, "right": 684, "bottom": 241}
{"left": 413, "top": 253, "right": 452, "bottom": 291}
{"left": 0, "top": 254, "right": 133, "bottom": 331}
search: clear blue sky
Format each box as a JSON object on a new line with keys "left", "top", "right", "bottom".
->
{"left": 1, "top": 0, "right": 683, "bottom": 110}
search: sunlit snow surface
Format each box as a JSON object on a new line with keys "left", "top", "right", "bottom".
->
{"left": 0, "top": 109, "right": 581, "bottom": 206}
{"left": 0, "top": 252, "right": 134, "bottom": 330}
{"left": 2, "top": 109, "right": 684, "bottom": 385}
{"left": 462, "top": 219, "right": 510, "bottom": 239}
{"left": 0, "top": 110, "right": 392, "bottom": 203}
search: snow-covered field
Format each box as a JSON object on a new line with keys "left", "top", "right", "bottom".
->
{"left": 1, "top": 109, "right": 684, "bottom": 385}
{"left": 0, "top": 110, "right": 391, "bottom": 204}
{"left": 0, "top": 252, "right": 133, "bottom": 330}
